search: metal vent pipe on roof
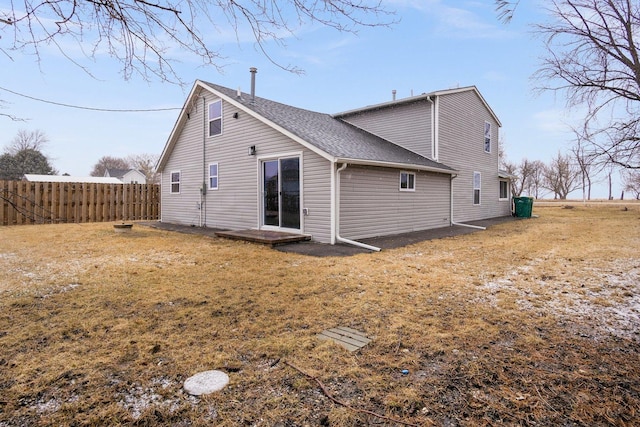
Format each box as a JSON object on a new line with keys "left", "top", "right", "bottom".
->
{"left": 392, "top": 90, "right": 396, "bottom": 101}
{"left": 250, "top": 67, "right": 257, "bottom": 102}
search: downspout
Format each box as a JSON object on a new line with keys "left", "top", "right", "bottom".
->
{"left": 450, "top": 174, "right": 486, "bottom": 230}
{"left": 200, "top": 94, "right": 206, "bottom": 227}
{"left": 335, "top": 163, "right": 381, "bottom": 252}
{"left": 427, "top": 96, "right": 436, "bottom": 160}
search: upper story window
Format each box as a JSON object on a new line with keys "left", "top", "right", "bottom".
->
{"left": 400, "top": 171, "right": 415, "bottom": 191}
{"left": 208, "top": 100, "right": 222, "bottom": 137}
{"left": 473, "top": 171, "right": 481, "bottom": 205}
{"left": 484, "top": 121, "right": 491, "bottom": 153}
{"left": 208, "top": 163, "right": 219, "bottom": 190}
{"left": 170, "top": 171, "right": 181, "bottom": 194}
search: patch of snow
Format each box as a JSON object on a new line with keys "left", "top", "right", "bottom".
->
{"left": 118, "top": 379, "right": 184, "bottom": 420}
{"left": 479, "top": 258, "right": 640, "bottom": 342}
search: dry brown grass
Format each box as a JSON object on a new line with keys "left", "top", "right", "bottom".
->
{"left": 1, "top": 204, "right": 639, "bottom": 426}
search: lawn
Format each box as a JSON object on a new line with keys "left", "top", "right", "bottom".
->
{"left": 1, "top": 204, "right": 639, "bottom": 426}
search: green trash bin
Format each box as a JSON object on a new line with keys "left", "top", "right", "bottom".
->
{"left": 513, "top": 197, "right": 533, "bottom": 218}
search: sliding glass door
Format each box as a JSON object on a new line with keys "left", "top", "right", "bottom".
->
{"left": 262, "top": 157, "right": 300, "bottom": 230}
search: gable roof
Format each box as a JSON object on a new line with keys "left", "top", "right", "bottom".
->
{"left": 333, "top": 86, "right": 502, "bottom": 127}
{"left": 157, "top": 80, "right": 457, "bottom": 175}
{"left": 106, "top": 168, "right": 138, "bottom": 178}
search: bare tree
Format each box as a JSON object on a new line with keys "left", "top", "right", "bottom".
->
{"left": 528, "top": 160, "right": 547, "bottom": 199}
{"left": 532, "top": 0, "right": 640, "bottom": 169}
{"left": 127, "top": 153, "right": 160, "bottom": 184}
{"left": 90, "top": 156, "right": 130, "bottom": 177}
{"left": 506, "top": 158, "right": 546, "bottom": 198}
{"left": 571, "top": 131, "right": 600, "bottom": 201}
{"left": 1, "top": 0, "right": 395, "bottom": 85}
{"left": 512, "top": 159, "right": 534, "bottom": 197}
{"left": 622, "top": 169, "right": 640, "bottom": 199}
{"left": 543, "top": 151, "right": 581, "bottom": 199}
{"left": 6, "top": 129, "right": 49, "bottom": 155}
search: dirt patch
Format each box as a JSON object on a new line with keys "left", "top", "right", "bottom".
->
{"left": 0, "top": 204, "right": 639, "bottom": 426}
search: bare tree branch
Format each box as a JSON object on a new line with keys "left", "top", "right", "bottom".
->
{"left": 2, "top": 0, "right": 395, "bottom": 85}
{"left": 533, "top": 0, "right": 640, "bottom": 169}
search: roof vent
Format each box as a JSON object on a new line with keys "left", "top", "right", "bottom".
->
{"left": 392, "top": 90, "right": 397, "bottom": 101}
{"left": 250, "top": 67, "right": 257, "bottom": 103}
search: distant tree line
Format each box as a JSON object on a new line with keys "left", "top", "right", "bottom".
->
{"left": 90, "top": 154, "right": 159, "bottom": 184}
{"left": 501, "top": 149, "right": 640, "bottom": 201}
{"left": 1, "top": 129, "right": 160, "bottom": 183}
{"left": 0, "top": 129, "right": 57, "bottom": 180}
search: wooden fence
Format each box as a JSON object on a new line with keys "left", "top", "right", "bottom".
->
{"left": 0, "top": 180, "right": 160, "bottom": 226}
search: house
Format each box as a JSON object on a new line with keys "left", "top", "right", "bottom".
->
{"left": 156, "top": 74, "right": 512, "bottom": 247}
{"left": 105, "top": 168, "right": 147, "bottom": 184}
{"left": 23, "top": 174, "right": 124, "bottom": 184}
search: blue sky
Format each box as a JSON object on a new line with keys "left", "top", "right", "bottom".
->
{"left": 0, "top": 0, "right": 620, "bottom": 198}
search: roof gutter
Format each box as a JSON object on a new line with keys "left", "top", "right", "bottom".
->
{"left": 335, "top": 158, "right": 457, "bottom": 176}
{"left": 335, "top": 163, "right": 381, "bottom": 252}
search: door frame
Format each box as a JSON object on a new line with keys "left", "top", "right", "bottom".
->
{"left": 257, "top": 151, "right": 303, "bottom": 233}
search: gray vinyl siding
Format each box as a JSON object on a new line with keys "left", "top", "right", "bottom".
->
{"left": 437, "top": 91, "right": 510, "bottom": 222}
{"left": 160, "top": 95, "right": 206, "bottom": 227}
{"left": 339, "top": 100, "right": 432, "bottom": 158}
{"left": 161, "top": 89, "right": 334, "bottom": 243}
{"left": 339, "top": 165, "right": 451, "bottom": 240}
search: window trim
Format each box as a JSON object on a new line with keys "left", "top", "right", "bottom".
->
{"left": 399, "top": 171, "right": 416, "bottom": 192}
{"left": 499, "top": 179, "right": 509, "bottom": 200}
{"left": 208, "top": 162, "right": 219, "bottom": 190}
{"left": 170, "top": 170, "right": 181, "bottom": 194}
{"left": 208, "top": 99, "right": 223, "bottom": 137}
{"left": 484, "top": 121, "right": 491, "bottom": 153}
{"left": 473, "top": 171, "right": 481, "bottom": 205}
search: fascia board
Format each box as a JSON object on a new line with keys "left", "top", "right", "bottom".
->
{"left": 156, "top": 81, "right": 202, "bottom": 172}
{"left": 336, "top": 158, "right": 458, "bottom": 175}
{"left": 334, "top": 86, "right": 502, "bottom": 128}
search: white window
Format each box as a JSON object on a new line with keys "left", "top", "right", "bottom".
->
{"left": 170, "top": 171, "right": 181, "bottom": 194}
{"left": 484, "top": 121, "right": 491, "bottom": 153}
{"left": 499, "top": 180, "right": 509, "bottom": 200}
{"left": 208, "top": 100, "right": 222, "bottom": 137}
{"left": 473, "top": 172, "right": 481, "bottom": 205}
{"left": 208, "top": 163, "right": 218, "bottom": 190}
{"left": 400, "top": 171, "right": 416, "bottom": 191}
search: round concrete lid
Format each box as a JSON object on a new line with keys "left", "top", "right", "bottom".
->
{"left": 184, "top": 370, "right": 229, "bottom": 396}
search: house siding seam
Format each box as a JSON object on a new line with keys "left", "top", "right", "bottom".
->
{"left": 339, "top": 165, "right": 451, "bottom": 240}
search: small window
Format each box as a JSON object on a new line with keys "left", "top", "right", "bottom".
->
{"left": 208, "top": 100, "right": 222, "bottom": 137}
{"left": 473, "top": 172, "right": 481, "bottom": 205}
{"left": 208, "top": 163, "right": 218, "bottom": 190}
{"left": 499, "top": 180, "right": 509, "bottom": 200}
{"left": 400, "top": 171, "right": 415, "bottom": 191}
{"left": 484, "top": 121, "right": 491, "bottom": 153}
{"left": 170, "top": 171, "right": 181, "bottom": 194}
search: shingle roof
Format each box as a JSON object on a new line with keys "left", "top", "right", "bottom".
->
{"left": 106, "top": 168, "right": 130, "bottom": 178}
{"left": 200, "top": 81, "right": 456, "bottom": 174}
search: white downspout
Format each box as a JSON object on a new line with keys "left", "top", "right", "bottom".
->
{"left": 450, "top": 174, "right": 486, "bottom": 230}
{"left": 427, "top": 95, "right": 437, "bottom": 161}
{"left": 335, "top": 163, "right": 381, "bottom": 252}
{"left": 200, "top": 95, "right": 206, "bottom": 227}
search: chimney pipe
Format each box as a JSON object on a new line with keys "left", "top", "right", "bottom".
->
{"left": 392, "top": 89, "right": 397, "bottom": 101}
{"left": 250, "top": 67, "right": 257, "bottom": 103}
